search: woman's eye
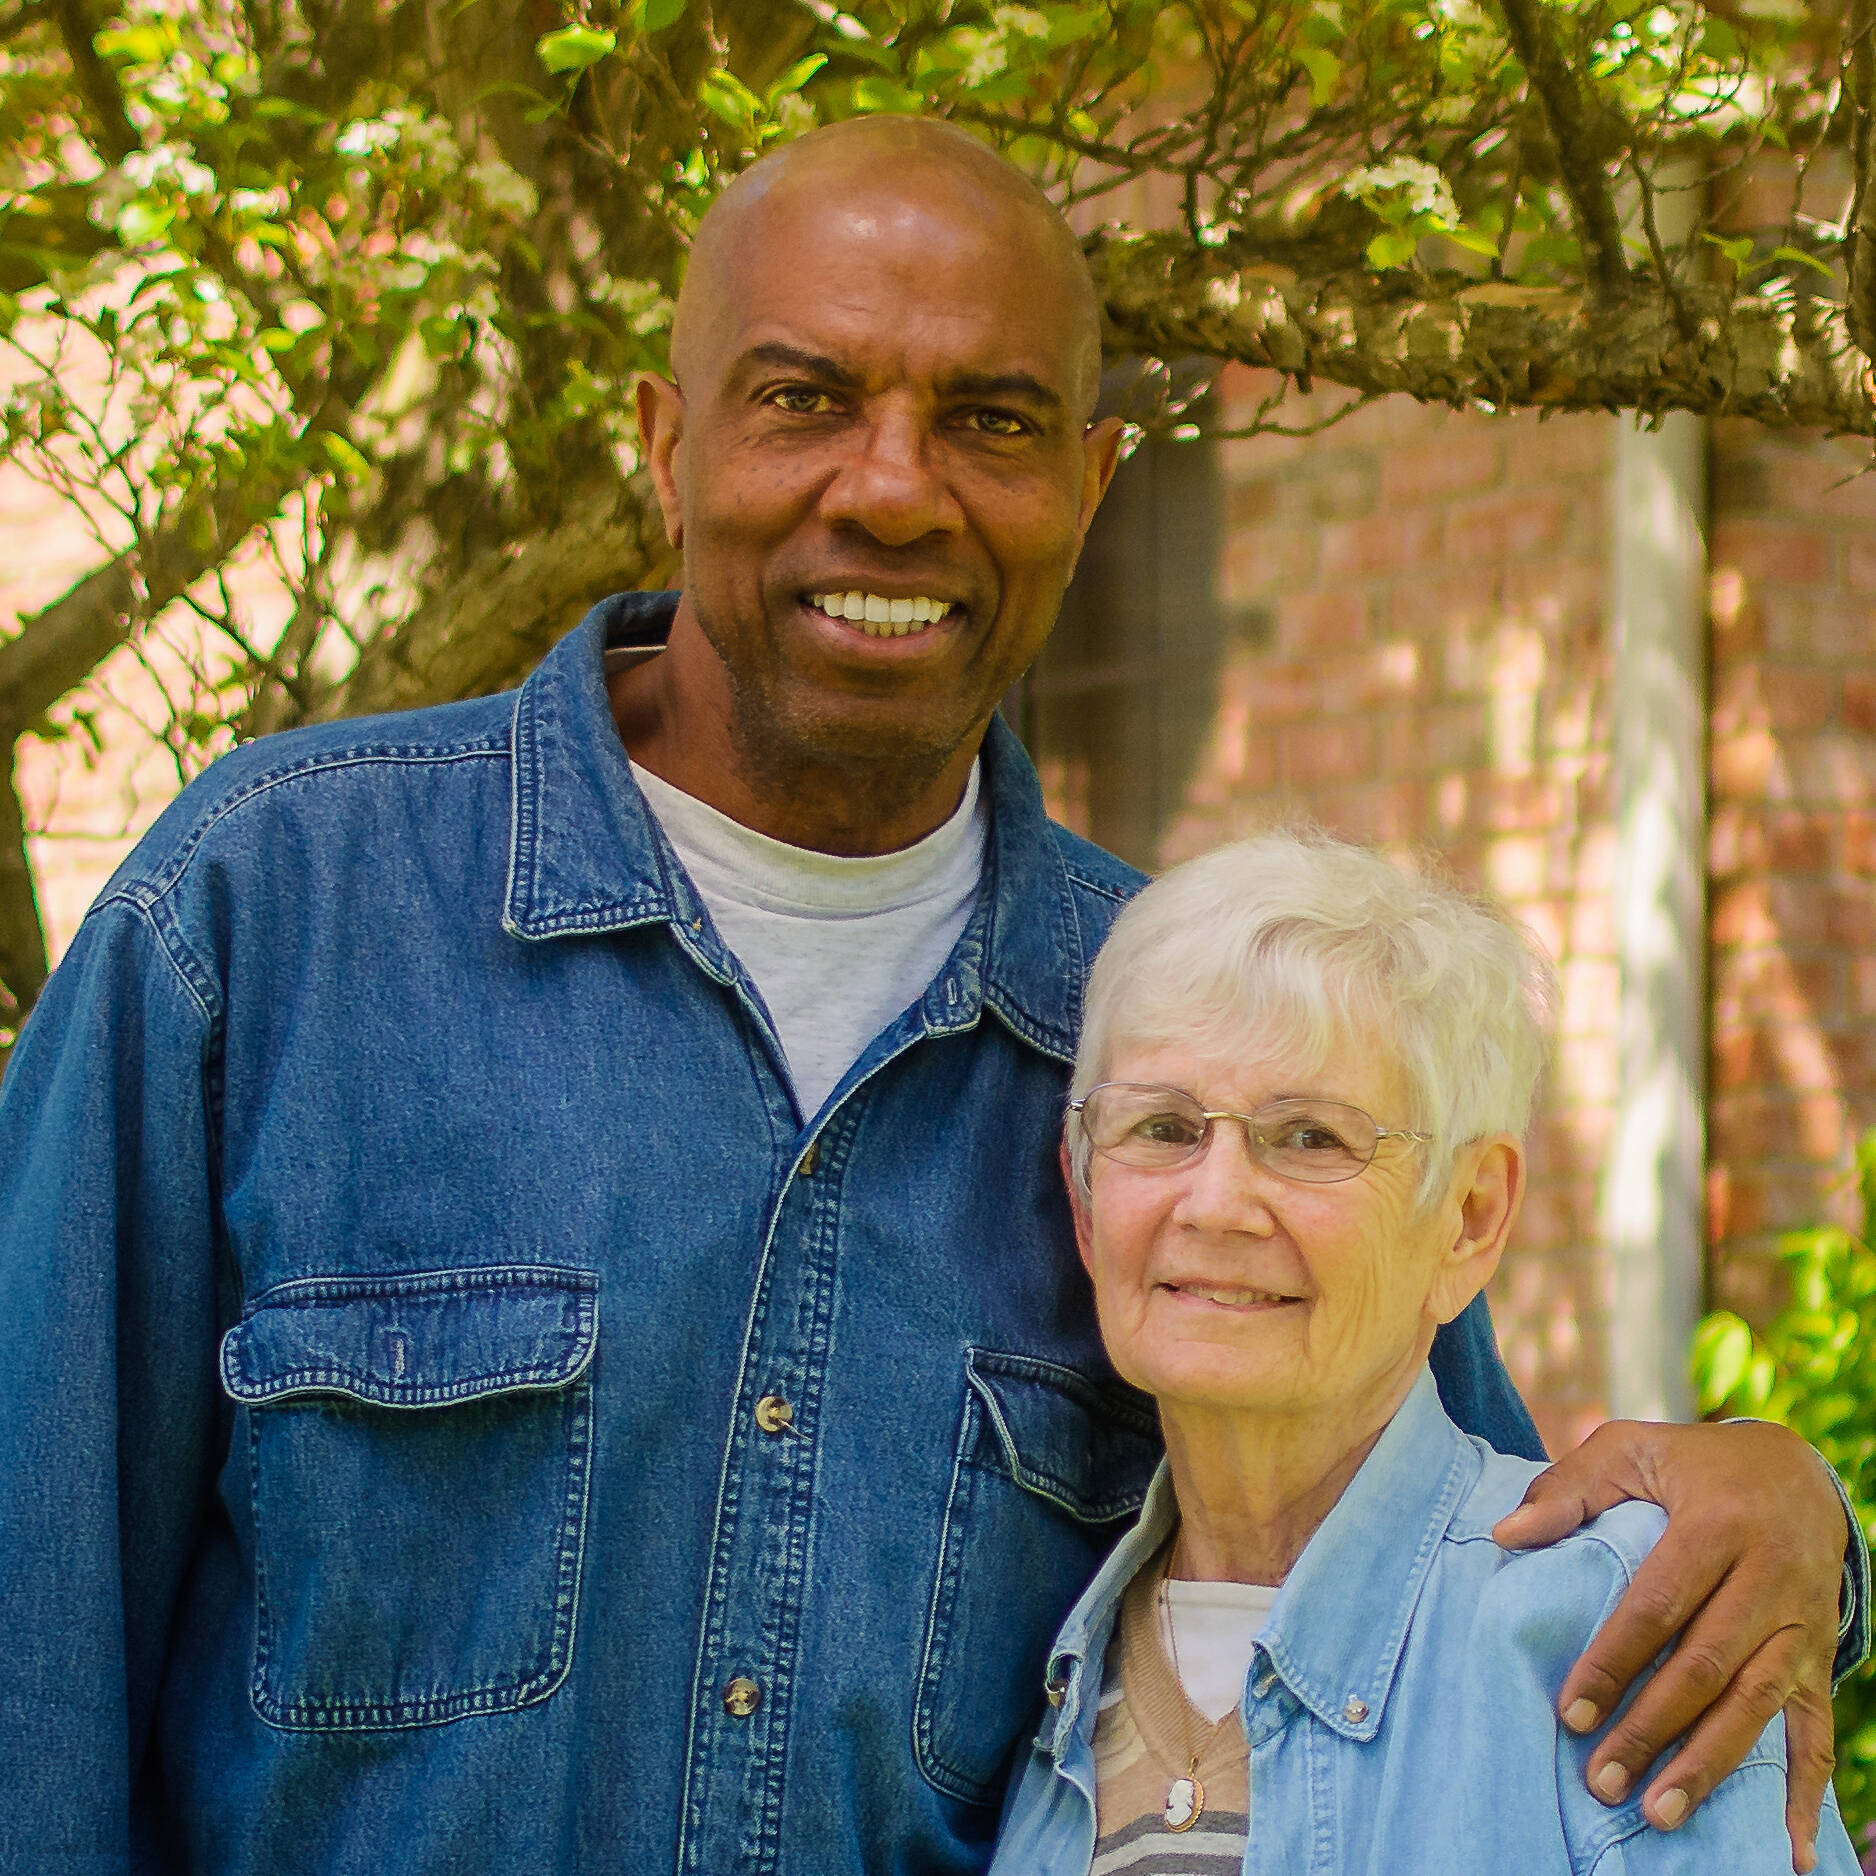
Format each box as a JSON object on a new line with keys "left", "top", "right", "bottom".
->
{"left": 1134, "top": 1113, "right": 1203, "bottom": 1147}
{"left": 1276, "top": 1124, "right": 1346, "bottom": 1153}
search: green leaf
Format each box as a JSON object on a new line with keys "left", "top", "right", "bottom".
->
{"left": 116, "top": 201, "right": 177, "bottom": 244}
{"left": 1769, "top": 245, "right": 1836, "bottom": 281}
{"left": 766, "top": 53, "right": 828, "bottom": 103}
{"left": 316, "top": 431, "right": 373, "bottom": 482}
{"left": 698, "top": 67, "right": 763, "bottom": 134}
{"left": 535, "top": 25, "right": 616, "bottom": 75}
{"left": 1691, "top": 1311, "right": 1756, "bottom": 1412}
{"left": 1700, "top": 230, "right": 1754, "bottom": 269}
{"left": 629, "top": 0, "right": 686, "bottom": 30}
{"left": 1364, "top": 227, "right": 1418, "bottom": 270}
{"left": 95, "top": 23, "right": 175, "bottom": 63}
{"left": 851, "top": 74, "right": 923, "bottom": 113}
{"left": 1294, "top": 44, "right": 1340, "bottom": 105}
{"left": 1445, "top": 226, "right": 1499, "bottom": 258}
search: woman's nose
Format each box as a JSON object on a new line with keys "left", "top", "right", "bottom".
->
{"left": 1170, "top": 1117, "right": 1280, "bottom": 1230}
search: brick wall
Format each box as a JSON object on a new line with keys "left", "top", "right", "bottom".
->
{"left": 1034, "top": 364, "right": 1876, "bottom": 1451}
{"left": 1151, "top": 368, "right": 1620, "bottom": 1454}
{"left": 1706, "top": 421, "right": 1876, "bottom": 1318}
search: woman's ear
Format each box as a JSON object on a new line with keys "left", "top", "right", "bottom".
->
{"left": 1060, "top": 1137, "right": 1097, "bottom": 1278}
{"left": 1427, "top": 1135, "right": 1525, "bottom": 1326}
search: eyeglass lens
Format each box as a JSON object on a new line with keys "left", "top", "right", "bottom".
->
{"left": 1078, "top": 1084, "right": 1383, "bottom": 1183}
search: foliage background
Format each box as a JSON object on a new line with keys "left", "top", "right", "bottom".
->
{"left": 1695, "top": 1134, "right": 1876, "bottom": 1840}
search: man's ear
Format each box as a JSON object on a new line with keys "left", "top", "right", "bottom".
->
{"left": 1427, "top": 1135, "right": 1524, "bottom": 1327}
{"left": 634, "top": 373, "right": 687, "bottom": 549}
{"left": 1059, "top": 1136, "right": 1097, "bottom": 1278}
{"left": 1076, "top": 415, "right": 1127, "bottom": 539}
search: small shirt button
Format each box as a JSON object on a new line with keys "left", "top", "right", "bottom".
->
{"left": 723, "top": 1677, "right": 762, "bottom": 1717}
{"left": 1342, "top": 1696, "right": 1369, "bottom": 1724}
{"left": 754, "top": 1394, "right": 794, "bottom": 1434}
{"left": 798, "top": 1141, "right": 819, "bottom": 1177}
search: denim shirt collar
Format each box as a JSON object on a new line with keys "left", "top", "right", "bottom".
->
{"left": 1040, "top": 1366, "right": 1481, "bottom": 1756}
{"left": 500, "top": 592, "right": 1086, "bottom": 1065}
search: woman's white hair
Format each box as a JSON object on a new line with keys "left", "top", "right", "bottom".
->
{"left": 1068, "top": 829, "right": 1558, "bottom": 1205}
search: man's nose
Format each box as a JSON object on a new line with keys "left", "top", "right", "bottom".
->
{"left": 818, "top": 408, "right": 962, "bottom": 546}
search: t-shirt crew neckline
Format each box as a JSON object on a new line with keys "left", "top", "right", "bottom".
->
{"left": 628, "top": 758, "right": 984, "bottom": 919}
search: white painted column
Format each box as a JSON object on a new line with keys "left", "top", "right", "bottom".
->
{"left": 1603, "top": 408, "right": 1708, "bottom": 1423}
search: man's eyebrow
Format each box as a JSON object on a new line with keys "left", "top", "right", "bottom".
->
{"left": 936, "top": 369, "right": 1064, "bottom": 412}
{"left": 734, "top": 342, "right": 863, "bottom": 387}
{"left": 731, "top": 344, "right": 1066, "bottom": 413}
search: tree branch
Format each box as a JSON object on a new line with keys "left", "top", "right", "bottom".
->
{"left": 0, "top": 441, "right": 313, "bottom": 739}
{"left": 0, "top": 748, "right": 49, "bottom": 1080}
{"left": 1087, "top": 232, "right": 1875, "bottom": 432}
{"left": 1846, "top": 0, "right": 1876, "bottom": 365}
{"left": 1494, "top": 0, "right": 1629, "bottom": 294}
{"left": 51, "top": 0, "right": 138, "bottom": 163}
{"left": 246, "top": 475, "right": 679, "bottom": 731}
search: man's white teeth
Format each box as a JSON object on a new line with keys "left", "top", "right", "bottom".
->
{"left": 810, "top": 591, "right": 954, "bottom": 636}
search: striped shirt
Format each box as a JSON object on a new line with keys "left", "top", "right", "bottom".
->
{"left": 1091, "top": 1557, "right": 1251, "bottom": 1875}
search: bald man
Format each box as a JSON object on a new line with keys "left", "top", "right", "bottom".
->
{"left": 0, "top": 117, "right": 1860, "bottom": 1876}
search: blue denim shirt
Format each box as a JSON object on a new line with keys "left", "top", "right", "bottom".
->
{"left": 990, "top": 1368, "right": 1862, "bottom": 1876}
{"left": 0, "top": 592, "right": 1624, "bottom": 1875}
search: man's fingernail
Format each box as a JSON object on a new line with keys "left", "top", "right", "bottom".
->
{"left": 1593, "top": 1763, "right": 1630, "bottom": 1802}
{"left": 1653, "top": 1787, "right": 1688, "bottom": 1828}
{"left": 1563, "top": 1698, "right": 1600, "bottom": 1733}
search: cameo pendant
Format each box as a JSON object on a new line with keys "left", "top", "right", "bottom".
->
{"left": 1163, "top": 1771, "right": 1204, "bottom": 1832}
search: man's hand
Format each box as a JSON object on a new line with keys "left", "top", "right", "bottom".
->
{"left": 1493, "top": 1419, "right": 1847, "bottom": 1875}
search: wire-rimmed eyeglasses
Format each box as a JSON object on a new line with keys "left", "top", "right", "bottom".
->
{"left": 1068, "top": 1082, "right": 1434, "bottom": 1184}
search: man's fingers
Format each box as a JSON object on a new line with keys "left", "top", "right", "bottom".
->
{"left": 1556, "top": 1528, "right": 1727, "bottom": 1736}
{"left": 1495, "top": 1425, "right": 1652, "bottom": 1551}
{"left": 1777, "top": 1681, "right": 1836, "bottom": 1874}
{"left": 1585, "top": 1618, "right": 1804, "bottom": 1818}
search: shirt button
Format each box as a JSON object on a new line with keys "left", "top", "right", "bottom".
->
{"left": 754, "top": 1394, "right": 794, "bottom": 1434}
{"left": 723, "top": 1677, "right": 762, "bottom": 1717}
{"left": 1342, "top": 1696, "right": 1369, "bottom": 1724}
{"left": 798, "top": 1141, "right": 819, "bottom": 1177}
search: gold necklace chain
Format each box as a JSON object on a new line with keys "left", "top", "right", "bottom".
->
{"left": 1156, "top": 1545, "right": 1206, "bottom": 1834}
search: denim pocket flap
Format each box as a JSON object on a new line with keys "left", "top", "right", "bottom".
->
{"left": 221, "top": 1264, "right": 599, "bottom": 1409}
{"left": 962, "top": 1347, "right": 1158, "bottom": 1526}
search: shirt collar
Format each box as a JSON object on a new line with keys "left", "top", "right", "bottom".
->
{"left": 501, "top": 592, "right": 1086, "bottom": 1062}
{"left": 1038, "top": 1365, "right": 1481, "bottom": 1755}
{"left": 1255, "top": 1365, "right": 1480, "bottom": 1740}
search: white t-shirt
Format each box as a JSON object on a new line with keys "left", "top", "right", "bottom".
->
{"left": 1161, "top": 1578, "right": 1281, "bottom": 1724}
{"left": 630, "top": 759, "right": 988, "bottom": 1119}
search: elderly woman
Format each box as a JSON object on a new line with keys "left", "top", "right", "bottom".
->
{"left": 990, "top": 831, "right": 1857, "bottom": 1876}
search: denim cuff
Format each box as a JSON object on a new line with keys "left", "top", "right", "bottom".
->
{"left": 1724, "top": 1419, "right": 1870, "bottom": 1684}
{"left": 1826, "top": 1460, "right": 1871, "bottom": 1685}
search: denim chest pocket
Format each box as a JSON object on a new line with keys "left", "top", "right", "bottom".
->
{"left": 220, "top": 1263, "right": 598, "bottom": 1732}
{"left": 916, "top": 1348, "right": 1160, "bottom": 1810}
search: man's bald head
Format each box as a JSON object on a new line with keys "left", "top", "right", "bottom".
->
{"left": 670, "top": 116, "right": 1105, "bottom": 419}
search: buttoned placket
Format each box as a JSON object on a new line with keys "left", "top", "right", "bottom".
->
{"left": 672, "top": 920, "right": 992, "bottom": 1876}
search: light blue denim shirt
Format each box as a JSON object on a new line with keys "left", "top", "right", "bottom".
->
{"left": 991, "top": 1367, "right": 1861, "bottom": 1876}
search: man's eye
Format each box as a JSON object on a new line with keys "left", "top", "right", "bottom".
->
{"left": 767, "top": 387, "right": 836, "bottom": 415}
{"left": 963, "top": 408, "right": 1028, "bottom": 437}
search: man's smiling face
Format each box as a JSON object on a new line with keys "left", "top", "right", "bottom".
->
{"left": 638, "top": 143, "right": 1121, "bottom": 782}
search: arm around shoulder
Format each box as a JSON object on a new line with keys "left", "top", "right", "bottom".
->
{"left": 1471, "top": 1503, "right": 1858, "bottom": 1875}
